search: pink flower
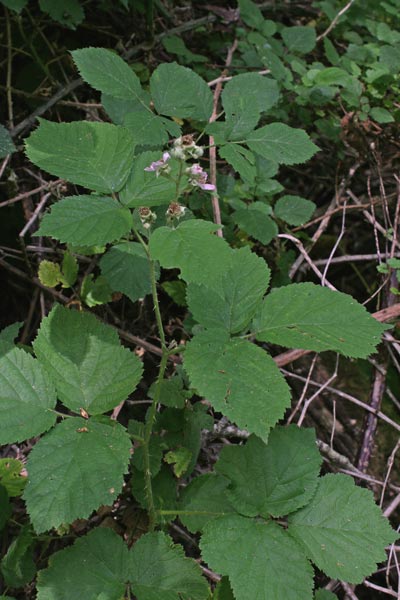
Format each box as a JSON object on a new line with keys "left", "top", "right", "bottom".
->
{"left": 186, "top": 163, "right": 215, "bottom": 192}
{"left": 144, "top": 152, "right": 171, "bottom": 175}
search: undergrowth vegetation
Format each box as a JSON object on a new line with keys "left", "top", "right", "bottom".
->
{"left": 0, "top": 1, "right": 399, "bottom": 599}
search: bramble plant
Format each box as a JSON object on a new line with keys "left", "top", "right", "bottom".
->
{"left": 0, "top": 43, "right": 397, "bottom": 600}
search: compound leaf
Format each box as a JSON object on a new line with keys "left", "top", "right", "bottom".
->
{"left": 100, "top": 242, "right": 154, "bottom": 303}
{"left": 253, "top": 282, "right": 389, "bottom": 358}
{"left": 288, "top": 473, "right": 397, "bottom": 583}
{"left": 0, "top": 348, "right": 56, "bottom": 444}
{"left": 33, "top": 305, "right": 143, "bottom": 415}
{"left": 25, "top": 119, "right": 135, "bottom": 193}
{"left": 200, "top": 515, "right": 314, "bottom": 600}
{"left": 24, "top": 417, "right": 131, "bottom": 533}
{"left": 218, "top": 144, "right": 256, "bottom": 184}
{"left": 130, "top": 531, "right": 209, "bottom": 600}
{"left": 150, "top": 62, "right": 213, "bottom": 122}
{"left": 179, "top": 474, "right": 234, "bottom": 533}
{"left": 149, "top": 219, "right": 232, "bottom": 288}
{"left": 187, "top": 246, "right": 270, "bottom": 333}
{"left": 233, "top": 201, "right": 278, "bottom": 245}
{"left": 184, "top": 329, "right": 291, "bottom": 441}
{"left": 36, "top": 196, "right": 132, "bottom": 246}
{"left": 72, "top": 47, "right": 143, "bottom": 100}
{"left": 36, "top": 527, "right": 130, "bottom": 599}
{"left": 216, "top": 426, "right": 321, "bottom": 518}
{"left": 245, "top": 123, "right": 319, "bottom": 165}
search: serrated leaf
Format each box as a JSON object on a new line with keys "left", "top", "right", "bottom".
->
{"left": 102, "top": 92, "right": 150, "bottom": 124}
{"left": 36, "top": 527, "right": 130, "bottom": 599}
{"left": 39, "top": 0, "right": 84, "bottom": 28}
{"left": 25, "top": 119, "right": 135, "bottom": 193}
{"left": 288, "top": 473, "right": 397, "bottom": 583}
{"left": 80, "top": 274, "right": 113, "bottom": 307}
{"left": 274, "top": 195, "right": 316, "bottom": 225}
{"left": 213, "top": 577, "right": 235, "bottom": 600}
{"left": 164, "top": 446, "right": 192, "bottom": 477}
{"left": 219, "top": 144, "right": 256, "bottom": 184}
{"left": 33, "top": 305, "right": 143, "bottom": 415}
{"left": 315, "top": 591, "right": 337, "bottom": 600}
{"left": 149, "top": 377, "right": 187, "bottom": 408}
{"left": 233, "top": 201, "right": 278, "bottom": 244}
{"left": 238, "top": 0, "right": 263, "bottom": 28}
{"left": 72, "top": 47, "right": 144, "bottom": 100}
{"left": 253, "top": 282, "right": 389, "bottom": 358}
{"left": 24, "top": 417, "right": 131, "bottom": 532}
{"left": 282, "top": 26, "right": 316, "bottom": 53}
{"left": 222, "top": 74, "right": 279, "bottom": 139}
{"left": 0, "top": 124, "right": 16, "bottom": 158}
{"left": 244, "top": 123, "right": 319, "bottom": 165}
{"left": 179, "top": 474, "right": 234, "bottom": 533}
{"left": 149, "top": 219, "right": 232, "bottom": 287}
{"left": 162, "top": 280, "right": 187, "bottom": 307}
{"left": 0, "top": 459, "right": 27, "bottom": 496}
{"left": 60, "top": 252, "right": 78, "bottom": 287}
{"left": 130, "top": 531, "right": 209, "bottom": 599}
{"left": 150, "top": 62, "right": 213, "bottom": 122}
{"left": 187, "top": 246, "right": 270, "bottom": 334}
{"left": 162, "top": 36, "right": 207, "bottom": 63}
{"left": 100, "top": 242, "right": 154, "bottom": 303}
{"left": 38, "top": 260, "right": 62, "bottom": 287}
{"left": 0, "top": 0, "right": 28, "bottom": 13}
{"left": 132, "top": 464, "right": 177, "bottom": 516}
{"left": 0, "top": 526, "right": 36, "bottom": 587}
{"left": 0, "top": 348, "right": 56, "bottom": 444}
{"left": 119, "top": 151, "right": 180, "bottom": 207}
{"left": 200, "top": 515, "right": 314, "bottom": 600}
{"left": 184, "top": 330, "right": 291, "bottom": 441}
{"left": 124, "top": 111, "right": 169, "bottom": 146}
{"left": 0, "top": 322, "right": 22, "bottom": 356}
{"left": 215, "top": 426, "right": 321, "bottom": 518}
{"left": 36, "top": 195, "right": 132, "bottom": 246}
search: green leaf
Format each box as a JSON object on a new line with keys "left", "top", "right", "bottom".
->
{"left": 100, "top": 242, "right": 154, "bottom": 303}
{"left": 60, "top": 252, "right": 78, "bottom": 287}
{"left": 36, "top": 527, "right": 130, "bottom": 599}
{"left": 80, "top": 274, "right": 113, "bottom": 307}
{"left": 0, "top": 348, "right": 56, "bottom": 444}
{"left": 36, "top": 196, "right": 132, "bottom": 246}
{"left": 130, "top": 531, "right": 209, "bottom": 599}
{"left": 161, "top": 280, "right": 187, "bottom": 307}
{"left": 131, "top": 465, "right": 177, "bottom": 516}
{"left": 216, "top": 426, "right": 321, "bottom": 518}
{"left": 238, "top": 0, "right": 263, "bottom": 29}
{"left": 0, "top": 124, "right": 16, "bottom": 157}
{"left": 0, "top": 485, "right": 11, "bottom": 530}
{"left": 370, "top": 107, "right": 395, "bottom": 123}
{"left": 0, "top": 459, "right": 27, "bottom": 496}
{"left": 219, "top": 144, "right": 256, "bottom": 184}
{"left": 315, "top": 592, "right": 337, "bottom": 600}
{"left": 0, "top": 526, "right": 36, "bottom": 588}
{"left": 233, "top": 201, "right": 278, "bottom": 244}
{"left": 0, "top": 0, "right": 27, "bottom": 12}
{"left": 288, "top": 473, "right": 397, "bottom": 583}
{"left": 38, "top": 261, "right": 62, "bottom": 287}
{"left": 149, "top": 377, "right": 187, "bottom": 409}
{"left": 213, "top": 577, "right": 235, "bottom": 600}
{"left": 245, "top": 123, "right": 319, "bottom": 165}
{"left": 72, "top": 47, "right": 143, "bottom": 100}
{"left": 124, "top": 111, "right": 169, "bottom": 146}
{"left": 119, "top": 151, "right": 180, "bottom": 207}
{"left": 102, "top": 92, "right": 149, "bottom": 125}
{"left": 33, "top": 305, "right": 143, "bottom": 415}
{"left": 200, "top": 515, "right": 314, "bottom": 600}
{"left": 222, "top": 74, "right": 279, "bottom": 139}
{"left": 0, "top": 322, "right": 22, "bottom": 356}
{"left": 282, "top": 26, "right": 316, "bottom": 53}
{"left": 162, "top": 36, "right": 207, "bottom": 63}
{"left": 274, "top": 195, "right": 316, "bottom": 225}
{"left": 150, "top": 62, "right": 213, "bottom": 121}
{"left": 179, "top": 474, "right": 233, "bottom": 533}
{"left": 313, "top": 67, "right": 351, "bottom": 87}
{"left": 164, "top": 446, "right": 192, "bottom": 477}
{"left": 253, "top": 282, "right": 389, "bottom": 358}
{"left": 39, "top": 0, "right": 84, "bottom": 29}
{"left": 187, "top": 246, "right": 270, "bottom": 334}
{"left": 184, "top": 330, "right": 291, "bottom": 441}
{"left": 149, "top": 219, "right": 232, "bottom": 287}
{"left": 24, "top": 417, "right": 131, "bottom": 532}
{"left": 25, "top": 119, "right": 135, "bottom": 193}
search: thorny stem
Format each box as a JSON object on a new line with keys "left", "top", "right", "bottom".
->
{"left": 133, "top": 229, "right": 169, "bottom": 531}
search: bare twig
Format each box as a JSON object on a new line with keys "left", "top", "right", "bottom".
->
{"left": 317, "top": 0, "right": 356, "bottom": 41}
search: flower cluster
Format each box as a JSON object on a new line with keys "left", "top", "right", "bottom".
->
{"left": 144, "top": 152, "right": 171, "bottom": 177}
{"left": 166, "top": 202, "right": 186, "bottom": 223}
{"left": 138, "top": 206, "right": 157, "bottom": 229}
{"left": 186, "top": 163, "right": 215, "bottom": 191}
{"left": 171, "top": 135, "right": 203, "bottom": 160}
